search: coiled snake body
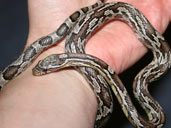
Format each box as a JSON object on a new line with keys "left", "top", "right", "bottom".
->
{"left": 0, "top": 0, "right": 171, "bottom": 128}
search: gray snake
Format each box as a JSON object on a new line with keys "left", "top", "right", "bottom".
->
{"left": 0, "top": 0, "right": 171, "bottom": 128}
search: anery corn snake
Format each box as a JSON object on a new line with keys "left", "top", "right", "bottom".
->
{"left": 0, "top": 0, "right": 171, "bottom": 128}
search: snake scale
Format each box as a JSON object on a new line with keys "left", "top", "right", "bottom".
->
{"left": 0, "top": 0, "right": 171, "bottom": 128}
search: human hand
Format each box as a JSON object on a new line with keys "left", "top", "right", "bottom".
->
{"left": 27, "top": 0, "right": 171, "bottom": 73}
{"left": 0, "top": 0, "right": 170, "bottom": 128}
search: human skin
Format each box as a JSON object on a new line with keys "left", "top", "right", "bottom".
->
{"left": 0, "top": 0, "right": 170, "bottom": 128}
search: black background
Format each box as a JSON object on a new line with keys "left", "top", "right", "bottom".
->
{"left": 0, "top": 0, "right": 170, "bottom": 127}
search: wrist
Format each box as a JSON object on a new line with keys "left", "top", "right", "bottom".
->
{"left": 0, "top": 49, "right": 98, "bottom": 128}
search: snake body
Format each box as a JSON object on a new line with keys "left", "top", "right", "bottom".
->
{"left": 0, "top": 0, "right": 171, "bottom": 128}
{"left": 64, "top": 2, "right": 171, "bottom": 127}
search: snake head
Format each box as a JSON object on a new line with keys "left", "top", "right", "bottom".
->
{"left": 32, "top": 60, "right": 48, "bottom": 76}
{"left": 32, "top": 54, "right": 68, "bottom": 76}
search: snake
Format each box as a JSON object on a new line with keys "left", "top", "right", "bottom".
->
{"left": 64, "top": 2, "right": 171, "bottom": 127}
{"left": 0, "top": 0, "right": 171, "bottom": 128}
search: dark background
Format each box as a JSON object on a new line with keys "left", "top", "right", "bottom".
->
{"left": 0, "top": 0, "right": 170, "bottom": 127}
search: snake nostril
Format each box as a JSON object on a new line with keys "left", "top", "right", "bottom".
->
{"left": 32, "top": 66, "right": 41, "bottom": 76}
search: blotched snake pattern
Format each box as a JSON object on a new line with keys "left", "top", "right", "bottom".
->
{"left": 0, "top": 0, "right": 171, "bottom": 128}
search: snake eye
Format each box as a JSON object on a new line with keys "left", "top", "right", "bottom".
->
{"left": 43, "top": 68, "right": 48, "bottom": 73}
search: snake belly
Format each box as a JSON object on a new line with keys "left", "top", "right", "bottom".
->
{"left": 65, "top": 2, "right": 171, "bottom": 128}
